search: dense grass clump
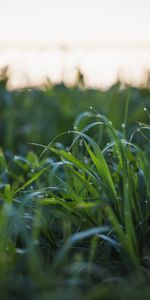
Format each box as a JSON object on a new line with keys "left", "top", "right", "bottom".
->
{"left": 0, "top": 69, "right": 150, "bottom": 153}
{"left": 0, "top": 74, "right": 150, "bottom": 299}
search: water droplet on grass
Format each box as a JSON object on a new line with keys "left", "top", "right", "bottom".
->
{"left": 84, "top": 157, "right": 89, "bottom": 164}
{"left": 121, "top": 123, "right": 125, "bottom": 128}
{"left": 14, "top": 155, "right": 18, "bottom": 160}
{"left": 79, "top": 139, "right": 83, "bottom": 147}
{"left": 15, "top": 248, "right": 27, "bottom": 254}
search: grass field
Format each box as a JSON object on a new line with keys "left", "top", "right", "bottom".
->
{"left": 0, "top": 71, "right": 150, "bottom": 299}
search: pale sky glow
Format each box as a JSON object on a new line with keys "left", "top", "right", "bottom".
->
{"left": 0, "top": 0, "right": 150, "bottom": 88}
{"left": 0, "top": 0, "right": 150, "bottom": 45}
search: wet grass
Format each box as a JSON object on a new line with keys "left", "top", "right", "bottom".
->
{"left": 0, "top": 75, "right": 150, "bottom": 299}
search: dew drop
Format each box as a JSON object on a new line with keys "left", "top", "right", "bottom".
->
{"left": 144, "top": 107, "right": 147, "bottom": 111}
{"left": 121, "top": 123, "right": 125, "bottom": 128}
{"left": 15, "top": 248, "right": 27, "bottom": 254}
{"left": 90, "top": 106, "right": 93, "bottom": 110}
{"left": 79, "top": 139, "right": 83, "bottom": 147}
{"left": 73, "top": 126, "right": 77, "bottom": 130}
{"left": 84, "top": 157, "right": 89, "bottom": 164}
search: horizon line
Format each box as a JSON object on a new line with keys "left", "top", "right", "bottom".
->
{"left": 0, "top": 40, "right": 150, "bottom": 51}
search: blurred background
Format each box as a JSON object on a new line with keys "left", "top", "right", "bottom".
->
{"left": 0, "top": 0, "right": 150, "bottom": 89}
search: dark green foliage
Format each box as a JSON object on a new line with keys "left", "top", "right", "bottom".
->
{"left": 0, "top": 73, "right": 150, "bottom": 153}
{"left": 0, "top": 73, "right": 150, "bottom": 299}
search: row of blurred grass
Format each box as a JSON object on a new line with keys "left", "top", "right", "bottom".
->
{"left": 0, "top": 69, "right": 150, "bottom": 300}
{"left": 0, "top": 69, "right": 150, "bottom": 154}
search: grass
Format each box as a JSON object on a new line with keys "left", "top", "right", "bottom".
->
{"left": 0, "top": 73, "right": 150, "bottom": 299}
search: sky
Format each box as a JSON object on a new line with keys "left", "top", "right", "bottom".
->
{"left": 0, "top": 0, "right": 150, "bottom": 88}
{"left": 0, "top": 0, "right": 150, "bottom": 45}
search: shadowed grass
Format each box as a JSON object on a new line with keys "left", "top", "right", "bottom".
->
{"left": 0, "top": 89, "right": 150, "bottom": 299}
